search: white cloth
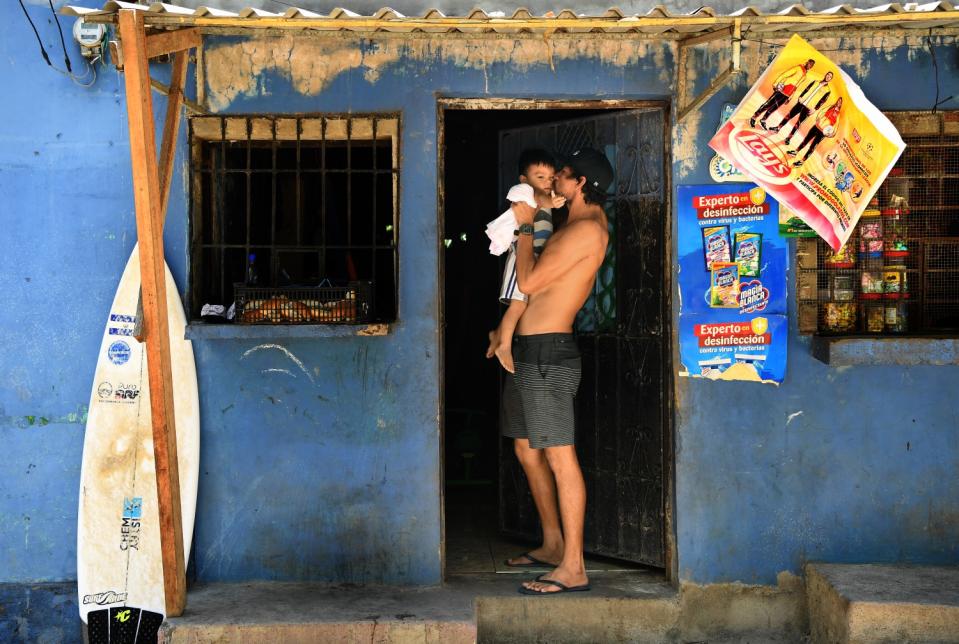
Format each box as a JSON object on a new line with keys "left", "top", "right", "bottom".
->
{"left": 485, "top": 183, "right": 537, "bottom": 256}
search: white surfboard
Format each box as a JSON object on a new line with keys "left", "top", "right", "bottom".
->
{"left": 77, "top": 245, "right": 199, "bottom": 644}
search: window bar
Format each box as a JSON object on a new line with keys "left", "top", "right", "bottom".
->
{"left": 372, "top": 117, "right": 378, "bottom": 290}
{"left": 271, "top": 117, "right": 278, "bottom": 285}
{"left": 296, "top": 117, "right": 302, "bottom": 248}
{"left": 347, "top": 117, "right": 353, "bottom": 249}
{"left": 189, "top": 123, "right": 202, "bottom": 315}
{"left": 219, "top": 117, "right": 228, "bottom": 305}
{"left": 245, "top": 117, "right": 253, "bottom": 292}
{"left": 320, "top": 116, "right": 327, "bottom": 282}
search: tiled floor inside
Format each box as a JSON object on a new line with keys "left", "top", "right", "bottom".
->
{"left": 445, "top": 485, "right": 647, "bottom": 576}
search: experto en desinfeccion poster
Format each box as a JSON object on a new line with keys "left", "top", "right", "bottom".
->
{"left": 678, "top": 183, "right": 787, "bottom": 385}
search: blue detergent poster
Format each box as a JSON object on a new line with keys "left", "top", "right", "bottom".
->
{"left": 678, "top": 183, "right": 788, "bottom": 384}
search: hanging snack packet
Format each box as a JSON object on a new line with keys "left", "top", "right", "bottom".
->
{"left": 734, "top": 232, "right": 762, "bottom": 277}
{"left": 710, "top": 262, "right": 740, "bottom": 308}
{"left": 702, "top": 225, "right": 731, "bottom": 270}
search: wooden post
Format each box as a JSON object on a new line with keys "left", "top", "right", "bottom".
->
{"left": 159, "top": 50, "right": 189, "bottom": 223}
{"left": 117, "top": 9, "right": 186, "bottom": 617}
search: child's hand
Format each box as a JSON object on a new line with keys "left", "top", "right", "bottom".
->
{"left": 511, "top": 201, "right": 536, "bottom": 224}
{"left": 550, "top": 190, "right": 567, "bottom": 209}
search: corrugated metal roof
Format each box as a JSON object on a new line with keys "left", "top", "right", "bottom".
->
{"left": 62, "top": 1, "right": 959, "bottom": 34}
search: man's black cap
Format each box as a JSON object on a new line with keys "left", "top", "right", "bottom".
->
{"left": 562, "top": 148, "right": 614, "bottom": 194}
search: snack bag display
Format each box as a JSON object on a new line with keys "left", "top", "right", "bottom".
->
{"left": 734, "top": 232, "right": 762, "bottom": 277}
{"left": 702, "top": 225, "right": 731, "bottom": 270}
{"left": 710, "top": 262, "right": 740, "bottom": 308}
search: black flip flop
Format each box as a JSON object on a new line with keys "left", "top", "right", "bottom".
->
{"left": 518, "top": 578, "right": 591, "bottom": 595}
{"left": 503, "top": 552, "right": 558, "bottom": 568}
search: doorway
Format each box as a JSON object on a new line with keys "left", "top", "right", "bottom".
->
{"left": 439, "top": 100, "right": 673, "bottom": 579}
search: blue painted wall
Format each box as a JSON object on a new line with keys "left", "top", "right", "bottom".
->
{"left": 674, "top": 36, "right": 959, "bottom": 584}
{"left": 1, "top": 1, "right": 957, "bottom": 612}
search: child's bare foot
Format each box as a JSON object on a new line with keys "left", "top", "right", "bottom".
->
{"left": 495, "top": 342, "right": 515, "bottom": 373}
{"left": 486, "top": 330, "right": 499, "bottom": 359}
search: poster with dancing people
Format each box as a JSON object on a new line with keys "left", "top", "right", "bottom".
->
{"left": 709, "top": 34, "right": 905, "bottom": 251}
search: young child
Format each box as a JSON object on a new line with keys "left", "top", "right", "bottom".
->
{"left": 486, "top": 148, "right": 565, "bottom": 373}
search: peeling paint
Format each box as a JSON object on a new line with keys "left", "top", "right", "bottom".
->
{"left": 204, "top": 34, "right": 672, "bottom": 110}
{"left": 241, "top": 344, "right": 315, "bottom": 384}
{"left": 0, "top": 405, "right": 88, "bottom": 429}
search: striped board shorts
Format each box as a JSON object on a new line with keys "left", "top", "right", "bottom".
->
{"left": 501, "top": 333, "right": 581, "bottom": 449}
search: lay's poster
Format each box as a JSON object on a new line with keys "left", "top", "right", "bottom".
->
{"left": 678, "top": 184, "right": 787, "bottom": 385}
{"left": 708, "top": 34, "right": 905, "bottom": 251}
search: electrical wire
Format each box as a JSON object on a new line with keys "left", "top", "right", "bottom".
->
{"left": 18, "top": 0, "right": 52, "bottom": 67}
{"left": 18, "top": 0, "right": 101, "bottom": 86}
{"left": 738, "top": 28, "right": 956, "bottom": 110}
{"left": 48, "top": 0, "right": 72, "bottom": 74}
{"left": 929, "top": 31, "right": 940, "bottom": 113}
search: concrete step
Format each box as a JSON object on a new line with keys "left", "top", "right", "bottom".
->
{"left": 475, "top": 569, "right": 679, "bottom": 643}
{"left": 158, "top": 581, "right": 477, "bottom": 644}
{"left": 161, "top": 569, "right": 808, "bottom": 643}
{"left": 806, "top": 563, "right": 959, "bottom": 644}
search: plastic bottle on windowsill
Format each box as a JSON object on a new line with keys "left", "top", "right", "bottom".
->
{"left": 246, "top": 253, "right": 258, "bottom": 286}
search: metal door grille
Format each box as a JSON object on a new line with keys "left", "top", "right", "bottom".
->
{"left": 798, "top": 115, "right": 959, "bottom": 335}
{"left": 189, "top": 114, "right": 399, "bottom": 322}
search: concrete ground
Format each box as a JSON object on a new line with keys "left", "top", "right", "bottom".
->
{"left": 159, "top": 569, "right": 810, "bottom": 643}
{"left": 806, "top": 563, "right": 959, "bottom": 644}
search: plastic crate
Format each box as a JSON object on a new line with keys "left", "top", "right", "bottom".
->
{"left": 234, "top": 281, "right": 372, "bottom": 324}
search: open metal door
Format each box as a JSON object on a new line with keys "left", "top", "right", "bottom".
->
{"left": 497, "top": 108, "right": 669, "bottom": 566}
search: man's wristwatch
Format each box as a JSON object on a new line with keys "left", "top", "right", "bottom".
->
{"left": 515, "top": 223, "right": 535, "bottom": 236}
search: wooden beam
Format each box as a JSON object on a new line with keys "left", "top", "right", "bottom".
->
{"left": 158, "top": 51, "right": 189, "bottom": 224}
{"left": 679, "top": 26, "right": 733, "bottom": 49}
{"left": 150, "top": 78, "right": 207, "bottom": 115}
{"left": 81, "top": 10, "right": 959, "bottom": 31}
{"left": 678, "top": 65, "right": 736, "bottom": 123}
{"left": 145, "top": 27, "right": 201, "bottom": 59}
{"left": 117, "top": 8, "right": 187, "bottom": 618}
{"left": 677, "top": 19, "right": 742, "bottom": 124}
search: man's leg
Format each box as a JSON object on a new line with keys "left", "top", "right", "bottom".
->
{"left": 785, "top": 107, "right": 810, "bottom": 144}
{"left": 521, "top": 445, "right": 588, "bottom": 592}
{"left": 794, "top": 129, "right": 824, "bottom": 166}
{"left": 750, "top": 94, "right": 777, "bottom": 126}
{"left": 506, "top": 439, "right": 564, "bottom": 566}
{"left": 769, "top": 102, "right": 798, "bottom": 132}
{"left": 759, "top": 92, "right": 788, "bottom": 128}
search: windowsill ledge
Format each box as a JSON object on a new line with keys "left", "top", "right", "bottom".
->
{"left": 185, "top": 322, "right": 391, "bottom": 340}
{"left": 811, "top": 335, "right": 959, "bottom": 366}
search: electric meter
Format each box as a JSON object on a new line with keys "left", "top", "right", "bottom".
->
{"left": 73, "top": 18, "right": 106, "bottom": 58}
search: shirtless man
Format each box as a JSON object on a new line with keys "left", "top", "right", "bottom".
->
{"left": 502, "top": 148, "right": 613, "bottom": 595}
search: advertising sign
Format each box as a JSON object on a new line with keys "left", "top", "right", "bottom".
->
{"left": 708, "top": 34, "right": 905, "bottom": 251}
{"left": 678, "top": 183, "right": 787, "bottom": 384}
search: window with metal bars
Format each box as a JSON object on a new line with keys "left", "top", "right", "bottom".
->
{"left": 188, "top": 114, "right": 399, "bottom": 324}
{"left": 797, "top": 111, "right": 959, "bottom": 336}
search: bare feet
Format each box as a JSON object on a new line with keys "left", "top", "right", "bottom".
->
{"left": 486, "top": 329, "right": 499, "bottom": 359}
{"left": 521, "top": 563, "right": 589, "bottom": 594}
{"left": 494, "top": 341, "right": 515, "bottom": 374}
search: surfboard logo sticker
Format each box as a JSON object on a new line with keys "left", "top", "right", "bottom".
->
{"left": 120, "top": 497, "right": 142, "bottom": 551}
{"left": 108, "top": 313, "right": 137, "bottom": 337}
{"left": 107, "top": 341, "right": 131, "bottom": 365}
{"left": 95, "top": 382, "right": 139, "bottom": 405}
{"left": 82, "top": 590, "right": 128, "bottom": 605}
{"left": 122, "top": 498, "right": 142, "bottom": 518}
